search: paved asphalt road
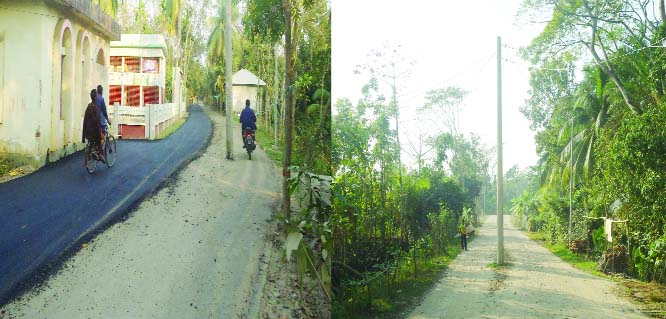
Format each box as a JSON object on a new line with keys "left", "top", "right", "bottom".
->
{"left": 0, "top": 105, "right": 212, "bottom": 304}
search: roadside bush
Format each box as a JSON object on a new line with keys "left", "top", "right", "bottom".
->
{"left": 592, "top": 106, "right": 666, "bottom": 282}
{"left": 0, "top": 152, "right": 10, "bottom": 175}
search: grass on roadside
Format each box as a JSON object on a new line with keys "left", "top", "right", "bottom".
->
{"left": 334, "top": 241, "right": 471, "bottom": 319}
{"left": 487, "top": 262, "right": 511, "bottom": 269}
{"left": 622, "top": 280, "right": 666, "bottom": 318}
{"left": 526, "top": 230, "right": 666, "bottom": 317}
{"left": 255, "top": 127, "right": 283, "bottom": 164}
{"left": 525, "top": 231, "right": 605, "bottom": 277}
{"left": 157, "top": 118, "right": 186, "bottom": 139}
{"left": 0, "top": 152, "right": 10, "bottom": 176}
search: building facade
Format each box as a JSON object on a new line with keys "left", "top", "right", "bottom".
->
{"left": 0, "top": 0, "right": 120, "bottom": 168}
{"left": 109, "top": 34, "right": 176, "bottom": 139}
{"left": 232, "top": 68, "right": 266, "bottom": 113}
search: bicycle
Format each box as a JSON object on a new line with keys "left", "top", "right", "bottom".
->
{"left": 84, "top": 127, "right": 116, "bottom": 173}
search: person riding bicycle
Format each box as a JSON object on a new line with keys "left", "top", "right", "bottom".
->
{"left": 239, "top": 99, "right": 257, "bottom": 147}
{"left": 96, "top": 85, "right": 111, "bottom": 135}
{"left": 82, "top": 89, "right": 105, "bottom": 163}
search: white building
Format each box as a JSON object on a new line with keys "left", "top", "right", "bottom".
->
{"left": 0, "top": 0, "right": 120, "bottom": 168}
{"left": 232, "top": 68, "right": 266, "bottom": 113}
{"left": 108, "top": 34, "right": 178, "bottom": 139}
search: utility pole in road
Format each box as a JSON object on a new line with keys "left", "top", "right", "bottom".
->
{"left": 224, "top": 0, "right": 234, "bottom": 160}
{"left": 496, "top": 36, "right": 505, "bottom": 265}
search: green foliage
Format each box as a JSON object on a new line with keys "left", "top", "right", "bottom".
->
{"left": 646, "top": 237, "right": 666, "bottom": 282}
{"left": 591, "top": 226, "right": 606, "bottom": 255}
{"left": 426, "top": 207, "right": 456, "bottom": 256}
{"left": 156, "top": 118, "right": 186, "bottom": 139}
{"left": 283, "top": 167, "right": 332, "bottom": 300}
{"left": 484, "top": 165, "right": 539, "bottom": 214}
{"left": 333, "top": 74, "right": 486, "bottom": 317}
{"left": 0, "top": 152, "right": 9, "bottom": 176}
{"left": 519, "top": 0, "right": 666, "bottom": 285}
{"left": 95, "top": 0, "right": 119, "bottom": 17}
{"left": 243, "top": 0, "right": 286, "bottom": 43}
{"left": 511, "top": 190, "right": 537, "bottom": 229}
{"left": 527, "top": 231, "right": 605, "bottom": 277}
{"left": 332, "top": 245, "right": 462, "bottom": 319}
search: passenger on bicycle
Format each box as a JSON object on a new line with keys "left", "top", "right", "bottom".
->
{"left": 96, "top": 85, "right": 111, "bottom": 134}
{"left": 239, "top": 99, "right": 256, "bottom": 147}
{"left": 82, "top": 89, "right": 105, "bottom": 163}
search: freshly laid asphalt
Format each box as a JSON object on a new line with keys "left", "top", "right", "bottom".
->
{"left": 0, "top": 104, "right": 212, "bottom": 304}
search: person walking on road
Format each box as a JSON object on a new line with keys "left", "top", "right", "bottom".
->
{"left": 459, "top": 222, "right": 468, "bottom": 251}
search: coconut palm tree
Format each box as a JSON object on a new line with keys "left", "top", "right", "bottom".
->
{"left": 558, "top": 67, "right": 609, "bottom": 182}
{"left": 539, "top": 67, "right": 609, "bottom": 188}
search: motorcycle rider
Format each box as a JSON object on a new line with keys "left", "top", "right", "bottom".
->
{"left": 239, "top": 99, "right": 257, "bottom": 147}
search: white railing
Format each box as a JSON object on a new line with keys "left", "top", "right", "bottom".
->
{"left": 108, "top": 102, "right": 178, "bottom": 139}
{"left": 108, "top": 72, "right": 166, "bottom": 87}
{"left": 149, "top": 103, "right": 173, "bottom": 125}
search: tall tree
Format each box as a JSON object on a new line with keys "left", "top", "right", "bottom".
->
{"left": 521, "top": 0, "right": 663, "bottom": 115}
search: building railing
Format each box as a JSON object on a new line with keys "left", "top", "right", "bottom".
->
{"left": 55, "top": 0, "right": 121, "bottom": 40}
{"left": 108, "top": 103, "right": 177, "bottom": 139}
{"left": 108, "top": 72, "right": 166, "bottom": 87}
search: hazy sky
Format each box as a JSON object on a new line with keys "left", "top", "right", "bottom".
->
{"left": 332, "top": 0, "right": 546, "bottom": 173}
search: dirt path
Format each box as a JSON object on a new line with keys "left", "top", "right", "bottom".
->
{"left": 1, "top": 106, "right": 280, "bottom": 319}
{"left": 407, "top": 215, "right": 647, "bottom": 319}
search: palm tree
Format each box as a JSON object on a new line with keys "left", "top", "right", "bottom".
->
{"left": 511, "top": 190, "right": 536, "bottom": 229}
{"left": 558, "top": 67, "right": 609, "bottom": 182}
{"left": 539, "top": 67, "right": 609, "bottom": 188}
{"left": 206, "top": 3, "right": 242, "bottom": 107}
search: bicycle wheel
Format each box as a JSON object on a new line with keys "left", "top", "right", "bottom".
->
{"left": 105, "top": 134, "right": 116, "bottom": 167}
{"left": 84, "top": 143, "right": 97, "bottom": 174}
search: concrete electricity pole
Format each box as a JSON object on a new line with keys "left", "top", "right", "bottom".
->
{"left": 496, "top": 36, "right": 504, "bottom": 265}
{"left": 224, "top": 0, "right": 234, "bottom": 160}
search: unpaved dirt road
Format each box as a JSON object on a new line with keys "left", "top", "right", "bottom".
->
{"left": 1, "top": 106, "right": 280, "bottom": 319}
{"left": 407, "top": 215, "right": 647, "bottom": 319}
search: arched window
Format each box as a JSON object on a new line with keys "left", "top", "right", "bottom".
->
{"left": 96, "top": 48, "right": 105, "bottom": 66}
{"left": 58, "top": 23, "right": 73, "bottom": 144}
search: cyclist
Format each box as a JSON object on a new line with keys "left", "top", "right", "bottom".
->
{"left": 96, "top": 85, "right": 111, "bottom": 135}
{"left": 82, "top": 89, "right": 104, "bottom": 163}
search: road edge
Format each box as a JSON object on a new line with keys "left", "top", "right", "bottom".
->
{"left": 0, "top": 104, "right": 214, "bottom": 307}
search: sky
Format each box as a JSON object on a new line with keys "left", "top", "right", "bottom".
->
{"left": 332, "top": 0, "right": 547, "bottom": 174}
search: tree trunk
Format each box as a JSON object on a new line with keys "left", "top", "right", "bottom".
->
{"left": 660, "top": 0, "right": 666, "bottom": 24}
{"left": 282, "top": 0, "right": 296, "bottom": 217}
{"left": 584, "top": 0, "right": 642, "bottom": 115}
{"left": 182, "top": 22, "right": 192, "bottom": 99}
{"left": 273, "top": 44, "right": 279, "bottom": 145}
{"left": 588, "top": 42, "right": 642, "bottom": 115}
{"left": 303, "top": 74, "right": 328, "bottom": 168}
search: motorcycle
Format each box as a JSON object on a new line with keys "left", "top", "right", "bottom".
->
{"left": 243, "top": 127, "right": 256, "bottom": 160}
